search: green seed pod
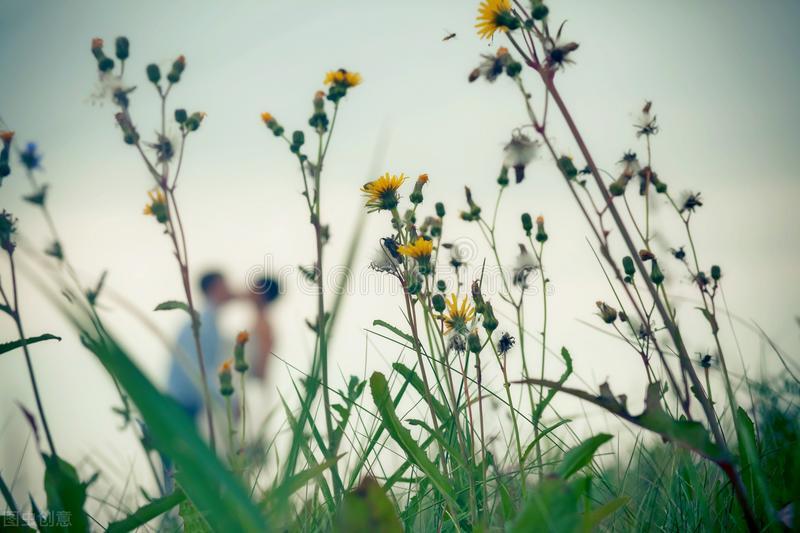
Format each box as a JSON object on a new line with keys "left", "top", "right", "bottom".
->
{"left": 432, "top": 293, "right": 446, "bottom": 313}
{"left": 710, "top": 265, "right": 721, "bottom": 281}
{"left": 650, "top": 260, "right": 664, "bottom": 285}
{"left": 115, "top": 37, "right": 129, "bottom": 61}
{"left": 622, "top": 256, "right": 636, "bottom": 278}
{"left": 521, "top": 213, "right": 533, "bottom": 236}
{"left": 435, "top": 202, "right": 446, "bottom": 218}
{"left": 146, "top": 64, "right": 161, "bottom": 84}
{"left": 482, "top": 302, "right": 499, "bottom": 332}
{"left": 467, "top": 329, "right": 482, "bottom": 354}
{"left": 174, "top": 108, "right": 188, "bottom": 124}
{"left": 596, "top": 301, "right": 618, "bottom": 324}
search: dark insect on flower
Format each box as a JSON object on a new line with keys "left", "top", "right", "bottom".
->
{"left": 497, "top": 331, "right": 515, "bottom": 355}
{"left": 147, "top": 134, "right": 176, "bottom": 163}
{"left": 680, "top": 191, "right": 703, "bottom": 213}
{"left": 699, "top": 353, "right": 713, "bottom": 368}
{"left": 670, "top": 246, "right": 686, "bottom": 261}
{"left": 19, "top": 142, "right": 42, "bottom": 171}
{"left": 381, "top": 236, "right": 402, "bottom": 262}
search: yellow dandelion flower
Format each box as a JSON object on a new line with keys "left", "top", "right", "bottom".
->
{"left": 397, "top": 237, "right": 433, "bottom": 259}
{"left": 324, "top": 70, "right": 346, "bottom": 85}
{"left": 143, "top": 189, "right": 166, "bottom": 216}
{"left": 476, "top": 0, "right": 519, "bottom": 40}
{"left": 344, "top": 71, "right": 362, "bottom": 87}
{"left": 324, "top": 69, "right": 362, "bottom": 88}
{"left": 361, "top": 172, "right": 406, "bottom": 212}
{"left": 441, "top": 294, "right": 476, "bottom": 334}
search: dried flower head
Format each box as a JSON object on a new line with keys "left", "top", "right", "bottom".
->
{"left": 680, "top": 191, "right": 703, "bottom": 214}
{"left": 146, "top": 133, "right": 176, "bottom": 163}
{"left": 361, "top": 173, "right": 406, "bottom": 212}
{"left": 635, "top": 101, "right": 659, "bottom": 137}
{"left": 476, "top": 0, "right": 520, "bottom": 40}
{"left": 513, "top": 243, "right": 537, "bottom": 287}
{"left": 497, "top": 331, "right": 515, "bottom": 355}
{"left": 503, "top": 131, "right": 539, "bottom": 183}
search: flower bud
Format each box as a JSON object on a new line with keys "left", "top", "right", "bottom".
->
{"left": 98, "top": 57, "right": 115, "bottom": 72}
{"left": 596, "top": 301, "right": 618, "bottom": 324}
{"left": 290, "top": 130, "right": 305, "bottom": 154}
{"left": 521, "top": 213, "right": 533, "bottom": 236}
{"left": 482, "top": 302, "right": 499, "bottom": 332}
{"left": 467, "top": 329, "right": 482, "bottom": 354}
{"left": 535, "top": 215, "right": 548, "bottom": 243}
{"left": 218, "top": 360, "right": 234, "bottom": 396}
{"left": 497, "top": 166, "right": 509, "bottom": 187}
{"left": 464, "top": 187, "right": 481, "bottom": 217}
{"left": 532, "top": 3, "right": 549, "bottom": 19}
{"left": 505, "top": 60, "right": 522, "bottom": 78}
{"left": 185, "top": 112, "right": 206, "bottom": 132}
{"left": 622, "top": 256, "right": 636, "bottom": 278}
{"left": 406, "top": 272, "right": 423, "bottom": 295}
{"left": 650, "top": 260, "right": 664, "bottom": 285}
{"left": 167, "top": 55, "right": 186, "bottom": 84}
{"left": 90, "top": 38, "right": 104, "bottom": 60}
{"left": 471, "top": 280, "right": 486, "bottom": 314}
{"left": 436, "top": 279, "right": 446, "bottom": 292}
{"left": 557, "top": 156, "right": 578, "bottom": 179}
{"left": 410, "top": 174, "right": 428, "bottom": 204}
{"left": 432, "top": 293, "right": 446, "bottom": 313}
{"left": 261, "top": 112, "right": 284, "bottom": 137}
{"left": 115, "top": 36, "right": 129, "bottom": 61}
{"left": 710, "top": 265, "right": 721, "bottom": 281}
{"left": 234, "top": 330, "right": 249, "bottom": 373}
{"left": 435, "top": 202, "right": 446, "bottom": 218}
{"left": 146, "top": 64, "right": 161, "bottom": 84}
{"left": 0, "top": 211, "right": 17, "bottom": 253}
{"left": 174, "top": 108, "right": 187, "bottom": 124}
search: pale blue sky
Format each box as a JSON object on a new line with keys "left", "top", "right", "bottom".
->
{"left": 1, "top": 0, "right": 799, "bottom": 514}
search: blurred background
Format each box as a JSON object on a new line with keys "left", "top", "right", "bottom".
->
{"left": 1, "top": 0, "right": 799, "bottom": 516}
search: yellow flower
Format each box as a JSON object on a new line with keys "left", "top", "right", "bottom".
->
{"left": 361, "top": 172, "right": 406, "bottom": 212}
{"left": 324, "top": 68, "right": 362, "bottom": 88}
{"left": 397, "top": 237, "right": 433, "bottom": 260}
{"left": 441, "top": 294, "right": 476, "bottom": 334}
{"left": 260, "top": 112, "right": 274, "bottom": 124}
{"left": 476, "top": 0, "right": 518, "bottom": 40}
{"left": 143, "top": 189, "right": 167, "bottom": 222}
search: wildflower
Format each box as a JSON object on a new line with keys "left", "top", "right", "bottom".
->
{"left": 497, "top": 165, "right": 510, "bottom": 186}
{"left": 503, "top": 131, "right": 539, "bottom": 183}
{"left": 218, "top": 359, "right": 234, "bottom": 396}
{"left": 440, "top": 294, "right": 476, "bottom": 334}
{"left": 471, "top": 47, "right": 516, "bottom": 83}
{"left": 397, "top": 237, "right": 433, "bottom": 260}
{"left": 476, "top": 0, "right": 520, "bottom": 40}
{"left": 497, "top": 331, "right": 515, "bottom": 355}
{"left": 19, "top": 142, "right": 42, "bottom": 171}
{"left": 436, "top": 280, "right": 446, "bottom": 292}
{"left": 409, "top": 173, "right": 428, "bottom": 205}
{"left": 513, "top": 243, "right": 537, "bottom": 287}
{"left": 361, "top": 173, "right": 405, "bottom": 212}
{"left": 184, "top": 112, "right": 206, "bottom": 132}
{"left": 0, "top": 210, "right": 16, "bottom": 253}
{"left": 0, "top": 131, "right": 14, "bottom": 145}
{"left": 309, "top": 91, "right": 329, "bottom": 132}
{"left": 435, "top": 202, "right": 446, "bottom": 218}
{"left": 596, "top": 301, "right": 618, "bottom": 324}
{"left": 143, "top": 189, "right": 168, "bottom": 223}
{"left": 622, "top": 256, "right": 636, "bottom": 280}
{"left": 324, "top": 68, "right": 361, "bottom": 102}
{"left": 471, "top": 280, "right": 486, "bottom": 314}
{"left": 234, "top": 330, "right": 249, "bottom": 373}
{"left": 635, "top": 101, "right": 659, "bottom": 137}
{"left": 531, "top": 1, "right": 549, "bottom": 20}
{"left": 535, "top": 215, "right": 548, "bottom": 243}
{"left": 544, "top": 39, "right": 579, "bottom": 69}
{"left": 680, "top": 191, "right": 703, "bottom": 214}
{"left": 260, "top": 112, "right": 284, "bottom": 137}
{"left": 432, "top": 294, "right": 446, "bottom": 313}
{"left": 610, "top": 151, "right": 639, "bottom": 196}
{"left": 175, "top": 109, "right": 188, "bottom": 124}
{"left": 639, "top": 249, "right": 655, "bottom": 261}
{"left": 90, "top": 37, "right": 115, "bottom": 72}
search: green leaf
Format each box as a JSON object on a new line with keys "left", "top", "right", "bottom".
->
{"left": 106, "top": 489, "right": 186, "bottom": 533}
{"left": 336, "top": 477, "right": 402, "bottom": 533}
{"left": 179, "top": 497, "right": 212, "bottom": 533}
{"left": 522, "top": 419, "right": 571, "bottom": 463}
{"left": 581, "top": 496, "right": 629, "bottom": 531}
{"left": 512, "top": 476, "right": 590, "bottom": 533}
{"left": 43, "top": 454, "right": 92, "bottom": 532}
{"left": 0, "top": 334, "right": 61, "bottom": 356}
{"left": 556, "top": 433, "right": 613, "bottom": 479}
{"left": 369, "top": 372, "right": 458, "bottom": 508}
{"left": 372, "top": 319, "right": 415, "bottom": 345}
{"left": 391, "top": 363, "right": 449, "bottom": 422}
{"left": 153, "top": 300, "right": 200, "bottom": 325}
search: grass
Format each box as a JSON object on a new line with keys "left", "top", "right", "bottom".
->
{"left": 1, "top": 2, "right": 798, "bottom": 532}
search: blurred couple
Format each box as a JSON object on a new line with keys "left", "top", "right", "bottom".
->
{"left": 166, "top": 271, "right": 280, "bottom": 423}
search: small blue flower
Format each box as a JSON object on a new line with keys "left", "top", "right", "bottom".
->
{"left": 20, "top": 142, "right": 42, "bottom": 171}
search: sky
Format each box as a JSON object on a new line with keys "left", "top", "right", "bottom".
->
{"left": 1, "top": 0, "right": 799, "bottom": 516}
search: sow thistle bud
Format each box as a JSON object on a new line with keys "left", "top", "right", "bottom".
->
{"left": 650, "top": 260, "right": 664, "bottom": 285}
{"left": 261, "top": 112, "right": 284, "bottom": 137}
{"left": 234, "top": 330, "right": 250, "bottom": 373}
{"left": 167, "top": 55, "right": 186, "bottom": 84}
{"left": 432, "top": 293, "right": 446, "bottom": 313}
{"left": 309, "top": 91, "right": 329, "bottom": 132}
{"left": 497, "top": 331, "right": 515, "bottom": 356}
{"left": 143, "top": 189, "right": 168, "bottom": 223}
{"left": 535, "top": 215, "right": 548, "bottom": 243}
{"left": 711, "top": 265, "right": 721, "bottom": 281}
{"left": 146, "top": 63, "right": 161, "bottom": 84}
{"left": 467, "top": 329, "right": 482, "bottom": 354}
{"left": 184, "top": 112, "right": 206, "bottom": 132}
{"left": 461, "top": 187, "right": 481, "bottom": 221}
{"left": 521, "top": 212, "right": 533, "bottom": 236}
{"left": 471, "top": 280, "right": 486, "bottom": 314}
{"left": 436, "top": 279, "right": 446, "bottom": 292}
{"left": 497, "top": 165, "right": 509, "bottom": 187}
{"left": 409, "top": 174, "right": 428, "bottom": 205}
{"left": 290, "top": 130, "right": 305, "bottom": 154}
{"left": 532, "top": 2, "right": 549, "bottom": 20}
{"left": 557, "top": 156, "right": 578, "bottom": 179}
{"left": 115, "top": 112, "right": 139, "bottom": 145}
{"left": 115, "top": 36, "right": 129, "bottom": 61}
{"left": 481, "top": 301, "right": 499, "bottom": 332}
{"left": 0, "top": 131, "right": 13, "bottom": 179}
{"left": 622, "top": 256, "right": 636, "bottom": 280}
{"left": 174, "top": 108, "right": 188, "bottom": 124}
{"left": 406, "top": 272, "right": 423, "bottom": 295}
{"left": 90, "top": 37, "right": 115, "bottom": 72}
{"left": 0, "top": 210, "right": 17, "bottom": 253}
{"left": 435, "top": 202, "right": 446, "bottom": 218}
{"left": 218, "top": 359, "right": 234, "bottom": 397}
{"left": 596, "top": 301, "right": 618, "bottom": 324}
